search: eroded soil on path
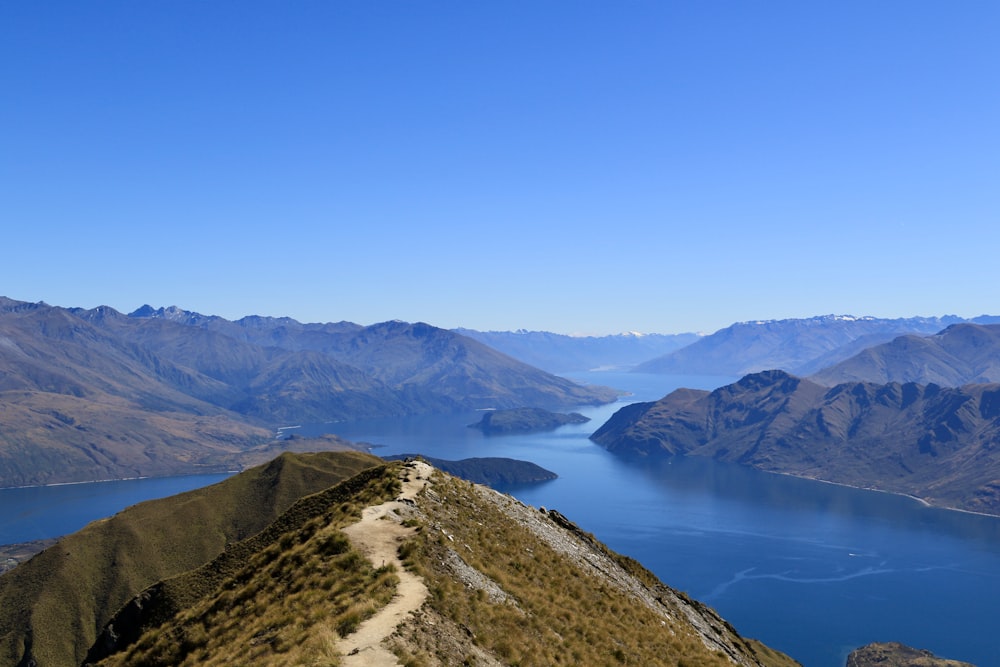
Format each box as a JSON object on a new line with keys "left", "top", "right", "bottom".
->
{"left": 338, "top": 460, "right": 432, "bottom": 666}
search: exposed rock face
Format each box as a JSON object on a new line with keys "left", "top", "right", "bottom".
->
{"left": 846, "top": 642, "right": 976, "bottom": 667}
{"left": 468, "top": 407, "right": 590, "bottom": 434}
{"left": 591, "top": 370, "right": 1000, "bottom": 515}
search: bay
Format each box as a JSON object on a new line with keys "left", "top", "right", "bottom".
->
{"left": 0, "top": 473, "right": 232, "bottom": 545}
{"left": 3, "top": 371, "right": 998, "bottom": 667}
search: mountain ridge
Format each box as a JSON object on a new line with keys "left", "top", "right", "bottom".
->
{"left": 0, "top": 297, "right": 614, "bottom": 487}
{"left": 811, "top": 323, "right": 1000, "bottom": 386}
{"left": 591, "top": 370, "right": 1000, "bottom": 515}
{"left": 633, "top": 314, "right": 996, "bottom": 377}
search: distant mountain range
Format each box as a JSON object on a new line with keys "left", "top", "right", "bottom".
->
{"left": 592, "top": 370, "right": 1000, "bottom": 515}
{"left": 454, "top": 328, "right": 701, "bottom": 372}
{"left": 633, "top": 314, "right": 1000, "bottom": 377}
{"left": 0, "top": 298, "right": 614, "bottom": 487}
{"left": 811, "top": 323, "right": 1000, "bottom": 386}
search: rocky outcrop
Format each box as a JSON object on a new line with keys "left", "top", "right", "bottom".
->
{"left": 846, "top": 642, "right": 975, "bottom": 667}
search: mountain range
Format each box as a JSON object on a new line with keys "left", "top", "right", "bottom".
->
{"left": 454, "top": 327, "right": 701, "bottom": 372}
{"left": 592, "top": 369, "right": 1000, "bottom": 515}
{"left": 0, "top": 298, "right": 614, "bottom": 487}
{"left": 633, "top": 315, "right": 1000, "bottom": 377}
{"left": 0, "top": 451, "right": 800, "bottom": 667}
{"left": 810, "top": 323, "right": 1000, "bottom": 387}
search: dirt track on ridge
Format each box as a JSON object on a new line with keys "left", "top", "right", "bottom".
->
{"left": 338, "top": 460, "right": 432, "bottom": 666}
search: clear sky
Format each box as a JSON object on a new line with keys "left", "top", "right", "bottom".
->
{"left": 2, "top": 2, "right": 998, "bottom": 335}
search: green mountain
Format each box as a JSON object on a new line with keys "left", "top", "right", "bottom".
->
{"left": 0, "top": 451, "right": 799, "bottom": 667}
{"left": 591, "top": 370, "right": 1000, "bottom": 515}
{"left": 0, "top": 298, "right": 615, "bottom": 487}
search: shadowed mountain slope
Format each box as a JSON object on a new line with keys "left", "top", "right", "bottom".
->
{"left": 811, "top": 323, "right": 1000, "bottom": 386}
{"left": 1, "top": 455, "right": 804, "bottom": 667}
{"left": 0, "top": 450, "right": 382, "bottom": 667}
{"left": 592, "top": 370, "right": 1000, "bottom": 515}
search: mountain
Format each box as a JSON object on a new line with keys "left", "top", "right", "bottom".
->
{"left": 0, "top": 452, "right": 799, "bottom": 667}
{"left": 811, "top": 323, "right": 1000, "bottom": 386}
{"left": 591, "top": 370, "right": 1000, "bottom": 515}
{"left": 0, "top": 298, "right": 614, "bottom": 487}
{"left": 125, "top": 307, "right": 616, "bottom": 413}
{"left": 455, "top": 327, "right": 701, "bottom": 372}
{"left": 632, "top": 315, "right": 979, "bottom": 377}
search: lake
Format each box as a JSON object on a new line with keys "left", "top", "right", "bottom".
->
{"left": 4, "top": 371, "right": 999, "bottom": 667}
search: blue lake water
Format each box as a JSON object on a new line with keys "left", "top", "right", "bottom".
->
{"left": 3, "top": 371, "right": 999, "bottom": 667}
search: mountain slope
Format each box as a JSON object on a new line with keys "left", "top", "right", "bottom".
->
{"left": 0, "top": 450, "right": 382, "bottom": 667}
{"left": 0, "top": 298, "right": 614, "bottom": 486}
{"left": 811, "top": 323, "right": 1000, "bottom": 386}
{"left": 592, "top": 370, "right": 1000, "bottom": 515}
{"left": 68, "top": 456, "right": 798, "bottom": 667}
{"left": 633, "top": 315, "right": 970, "bottom": 376}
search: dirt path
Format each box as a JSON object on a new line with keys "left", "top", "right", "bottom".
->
{"left": 338, "top": 460, "right": 432, "bottom": 666}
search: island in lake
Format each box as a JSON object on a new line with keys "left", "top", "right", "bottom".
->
{"left": 468, "top": 407, "right": 590, "bottom": 435}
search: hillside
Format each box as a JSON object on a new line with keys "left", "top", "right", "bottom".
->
{"left": 811, "top": 323, "right": 1000, "bottom": 386}
{"left": 455, "top": 327, "right": 701, "bottom": 372}
{"left": 0, "top": 452, "right": 800, "bottom": 667}
{"left": 591, "top": 370, "right": 1000, "bottom": 515}
{"left": 0, "top": 298, "right": 614, "bottom": 487}
{"left": 633, "top": 315, "right": 976, "bottom": 377}
{"left": 0, "top": 450, "right": 382, "bottom": 667}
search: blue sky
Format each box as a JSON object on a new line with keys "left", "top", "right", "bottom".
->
{"left": 3, "top": 2, "right": 998, "bottom": 335}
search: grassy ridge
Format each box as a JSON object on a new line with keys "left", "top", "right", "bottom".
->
{"left": 0, "top": 450, "right": 381, "bottom": 666}
{"left": 391, "top": 473, "right": 800, "bottom": 667}
{"left": 91, "top": 462, "right": 403, "bottom": 666}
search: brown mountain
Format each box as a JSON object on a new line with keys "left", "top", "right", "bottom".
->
{"left": 591, "top": 370, "right": 1000, "bottom": 515}
{"left": 811, "top": 323, "right": 1000, "bottom": 386}
{"left": 0, "top": 298, "right": 614, "bottom": 487}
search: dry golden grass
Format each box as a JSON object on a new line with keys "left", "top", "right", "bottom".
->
{"left": 390, "top": 474, "right": 797, "bottom": 667}
{"left": 94, "top": 464, "right": 403, "bottom": 667}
